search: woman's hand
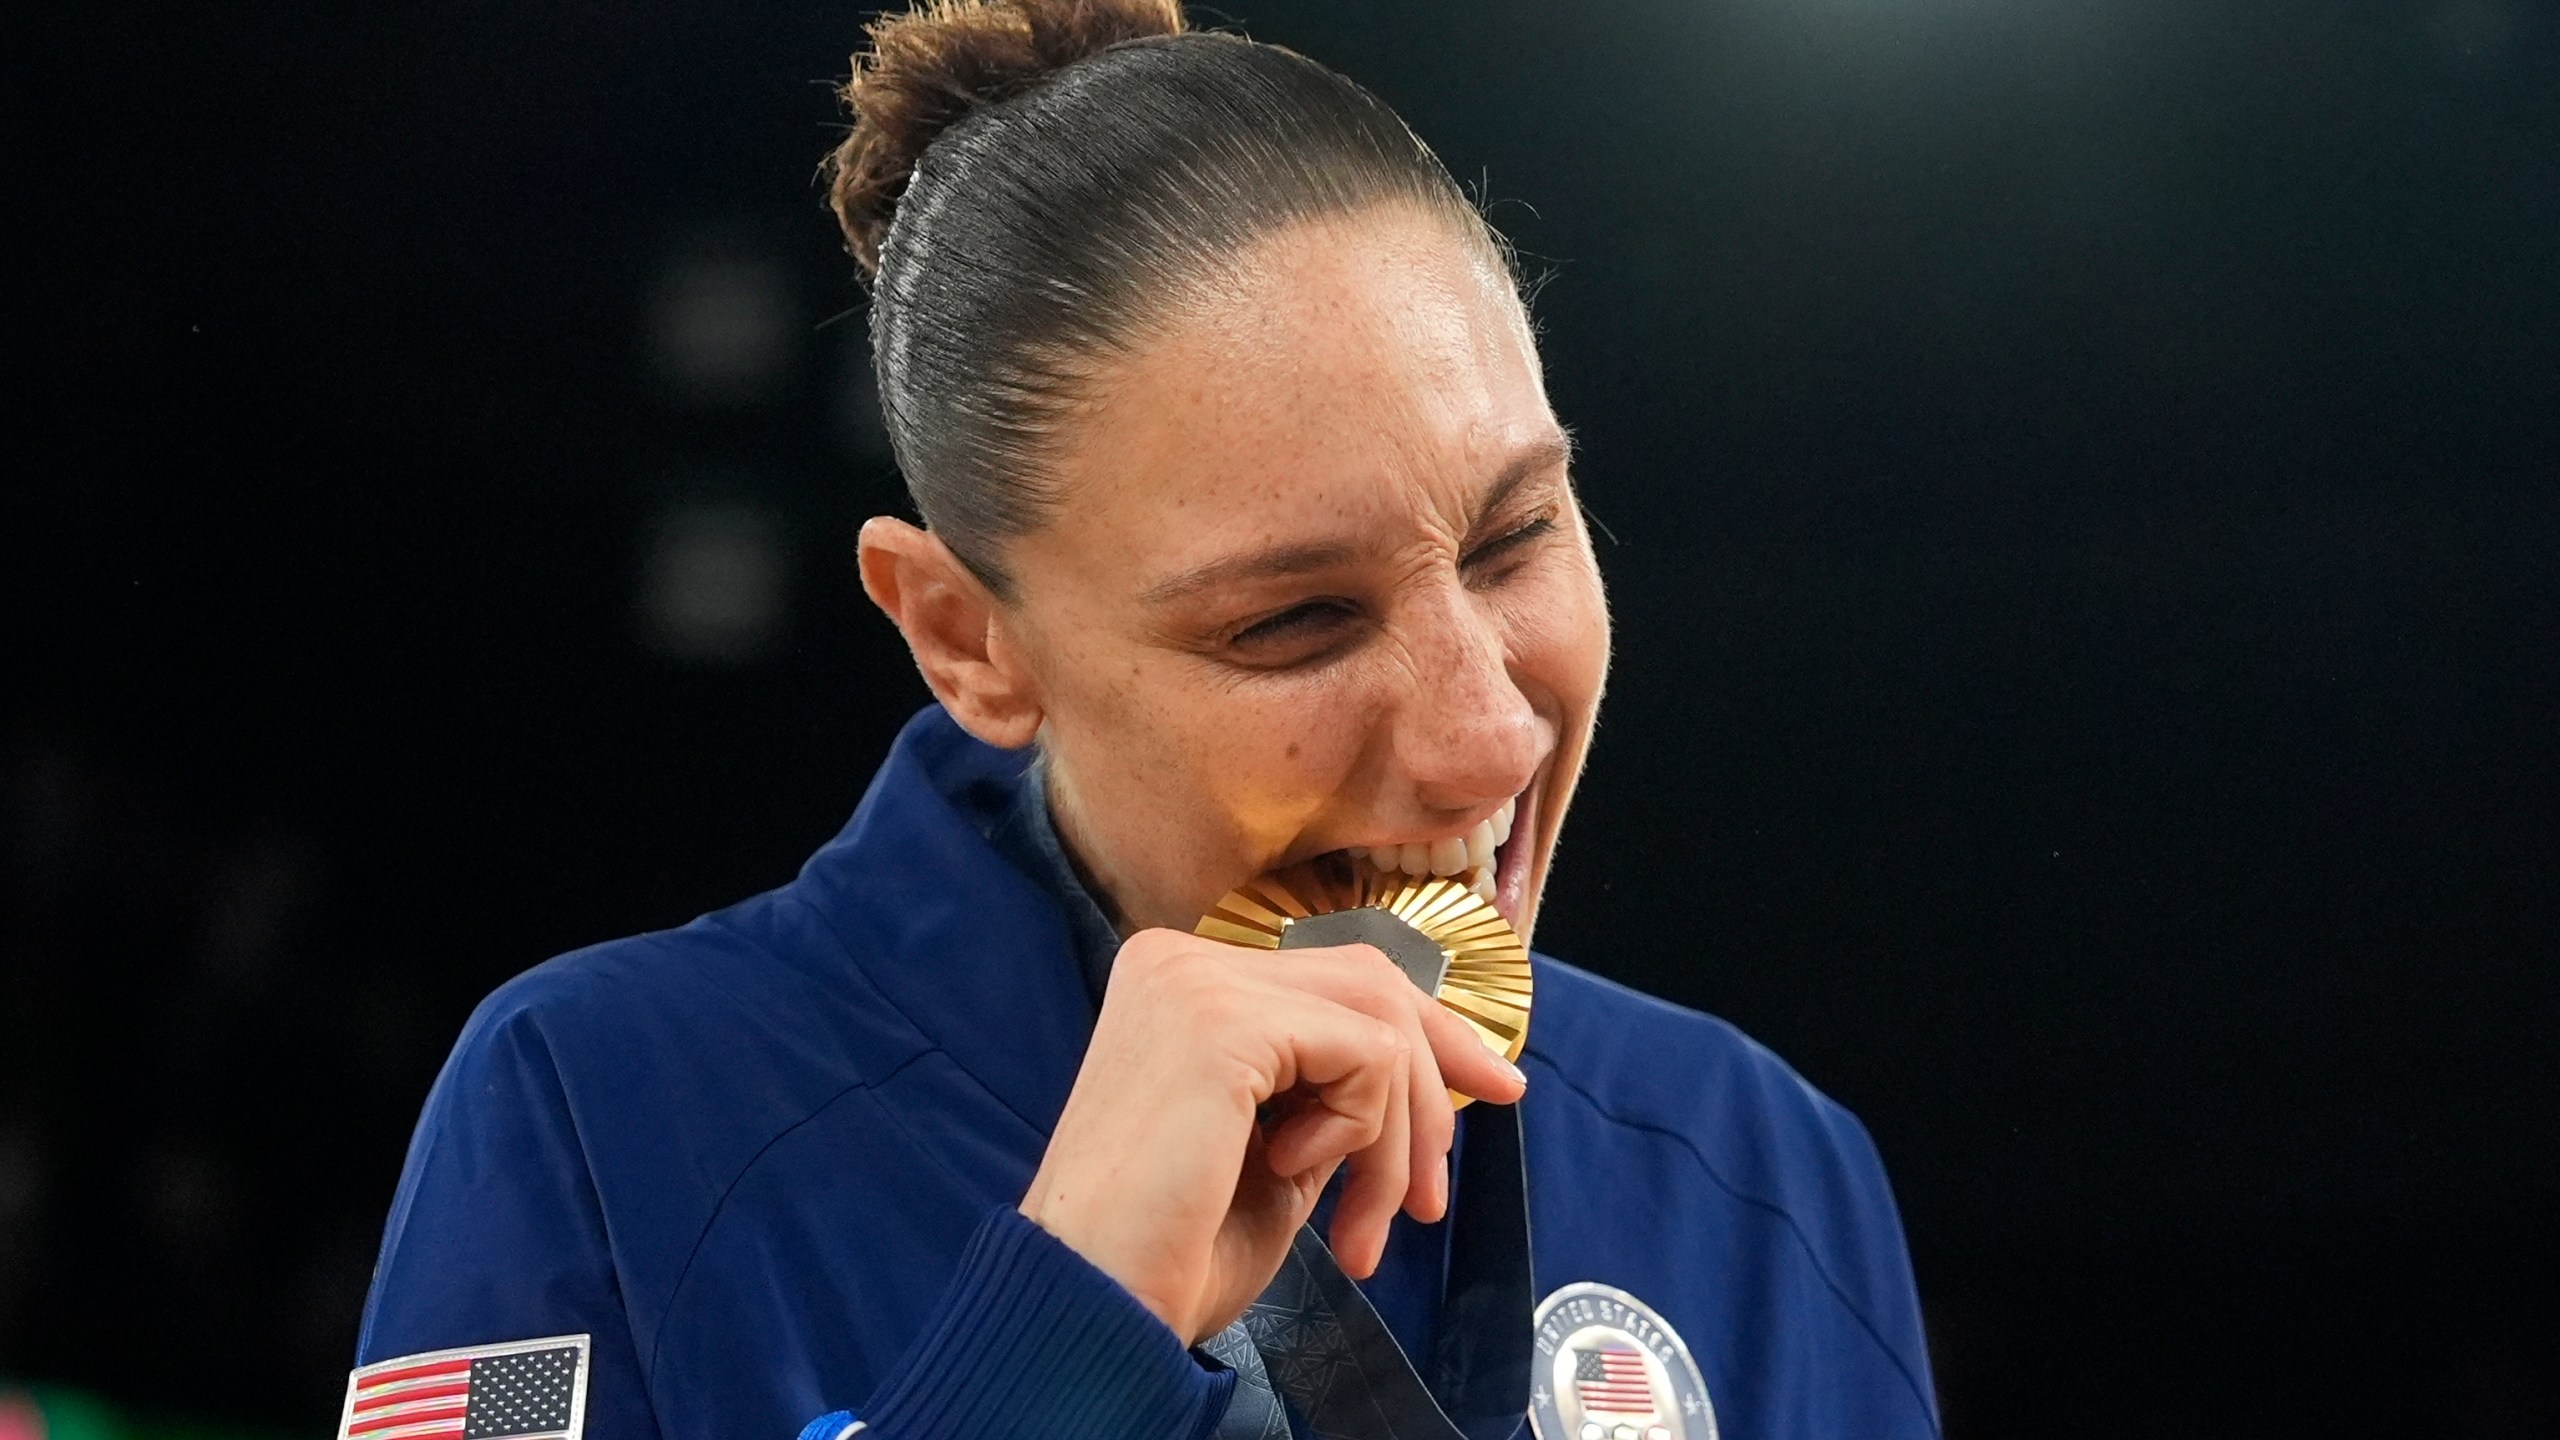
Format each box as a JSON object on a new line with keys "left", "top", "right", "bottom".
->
{"left": 1018, "top": 927, "right": 1528, "bottom": 1345}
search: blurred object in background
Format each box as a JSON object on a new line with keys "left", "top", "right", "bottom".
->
{"left": 0, "top": 1386, "right": 288, "bottom": 1440}
{"left": 0, "top": 735, "right": 422, "bottom": 1425}
{"left": 648, "top": 239, "right": 797, "bottom": 410}
{"left": 636, "top": 497, "right": 793, "bottom": 665}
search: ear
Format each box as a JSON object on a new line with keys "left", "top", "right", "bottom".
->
{"left": 857, "top": 517, "right": 1044, "bottom": 749}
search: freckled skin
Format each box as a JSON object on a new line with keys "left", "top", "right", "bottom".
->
{"left": 857, "top": 202, "right": 1602, "bottom": 1326}
{"left": 864, "top": 203, "right": 1610, "bottom": 946}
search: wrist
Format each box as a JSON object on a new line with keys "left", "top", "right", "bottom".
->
{"left": 1019, "top": 1186, "right": 1191, "bottom": 1339}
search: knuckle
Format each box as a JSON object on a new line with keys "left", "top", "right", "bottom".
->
{"left": 1180, "top": 975, "right": 1247, "bottom": 1030}
{"left": 1341, "top": 952, "right": 1404, "bottom": 1005}
{"left": 1192, "top": 983, "right": 1254, "bottom": 1030}
{"left": 1374, "top": 1019, "right": 1412, "bottom": 1059}
{"left": 1117, "top": 926, "right": 1191, "bottom": 970}
{"left": 1120, "top": 935, "right": 1247, "bottom": 1022}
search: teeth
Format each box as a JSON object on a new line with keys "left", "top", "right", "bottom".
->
{"left": 1353, "top": 795, "right": 1523, "bottom": 888}
{"left": 1429, "top": 835, "right": 1469, "bottom": 875}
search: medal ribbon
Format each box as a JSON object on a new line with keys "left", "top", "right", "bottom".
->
{"left": 1206, "top": 1100, "right": 1532, "bottom": 1440}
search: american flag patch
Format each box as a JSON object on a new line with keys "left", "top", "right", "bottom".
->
{"left": 1573, "top": 1343, "right": 1656, "bottom": 1417}
{"left": 336, "top": 1334, "right": 590, "bottom": 1440}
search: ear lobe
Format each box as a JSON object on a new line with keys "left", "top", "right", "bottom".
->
{"left": 857, "top": 517, "right": 1044, "bottom": 748}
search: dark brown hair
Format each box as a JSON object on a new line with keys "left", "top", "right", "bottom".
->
{"left": 824, "top": 0, "right": 1504, "bottom": 593}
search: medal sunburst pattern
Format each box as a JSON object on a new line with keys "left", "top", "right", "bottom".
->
{"left": 1196, "top": 858, "right": 1532, "bottom": 1105}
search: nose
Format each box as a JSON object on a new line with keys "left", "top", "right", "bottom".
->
{"left": 1390, "top": 582, "right": 1543, "bottom": 813}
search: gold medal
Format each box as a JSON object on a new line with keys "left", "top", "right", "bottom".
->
{"left": 1195, "top": 856, "right": 1531, "bottom": 1106}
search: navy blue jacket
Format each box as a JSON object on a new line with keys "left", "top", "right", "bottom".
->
{"left": 356, "top": 706, "right": 1938, "bottom": 1438}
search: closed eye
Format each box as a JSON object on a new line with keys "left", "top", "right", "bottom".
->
{"left": 1230, "top": 599, "right": 1358, "bottom": 649}
{"left": 1462, "top": 513, "right": 1557, "bottom": 570}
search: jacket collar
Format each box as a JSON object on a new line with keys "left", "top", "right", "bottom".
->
{"left": 985, "top": 748, "right": 1124, "bottom": 1008}
{"left": 788, "top": 704, "right": 1097, "bottom": 1140}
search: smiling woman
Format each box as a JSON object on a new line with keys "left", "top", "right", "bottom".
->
{"left": 873, "top": 208, "right": 1600, "bottom": 940}
{"left": 346, "top": 4, "right": 1937, "bottom": 1440}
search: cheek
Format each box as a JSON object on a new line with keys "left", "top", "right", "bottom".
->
{"left": 1193, "top": 677, "right": 1380, "bottom": 852}
{"left": 1048, "top": 640, "right": 1375, "bottom": 861}
{"left": 1496, "top": 557, "right": 1611, "bottom": 716}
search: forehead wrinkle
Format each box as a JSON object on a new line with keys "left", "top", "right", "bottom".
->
{"left": 1124, "top": 420, "right": 1573, "bottom": 611}
{"left": 1470, "top": 434, "right": 1576, "bottom": 526}
{"left": 1383, "top": 424, "right": 1576, "bottom": 562}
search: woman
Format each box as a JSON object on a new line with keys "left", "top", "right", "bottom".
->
{"left": 348, "top": 4, "right": 1936, "bottom": 1439}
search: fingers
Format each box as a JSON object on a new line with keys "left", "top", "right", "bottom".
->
{"left": 1403, "top": 1009, "right": 1452, "bottom": 1225}
{"left": 1268, "top": 940, "right": 1526, "bottom": 1104}
{"left": 1263, "top": 1097, "right": 1385, "bottom": 1178}
{"left": 1414, "top": 994, "right": 1527, "bottom": 1105}
{"left": 1257, "top": 994, "right": 1403, "bottom": 1176}
{"left": 1253, "top": 996, "right": 1408, "bottom": 1278}
{"left": 1039, "top": 928, "right": 1499, "bottom": 1342}
{"left": 1259, "top": 941, "right": 1520, "bottom": 1247}
{"left": 1100, "top": 932, "right": 1528, "bottom": 1288}
{"left": 1327, "top": 1037, "right": 1410, "bottom": 1277}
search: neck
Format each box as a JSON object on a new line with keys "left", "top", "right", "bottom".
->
{"left": 1032, "top": 752, "right": 1141, "bottom": 940}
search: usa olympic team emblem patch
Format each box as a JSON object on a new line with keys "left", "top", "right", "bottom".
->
{"left": 1528, "top": 1284, "right": 1717, "bottom": 1440}
{"left": 336, "top": 1333, "right": 590, "bottom": 1440}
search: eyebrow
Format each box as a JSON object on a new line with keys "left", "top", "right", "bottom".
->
{"left": 1466, "top": 433, "right": 1576, "bottom": 541}
{"left": 1138, "top": 539, "right": 1360, "bottom": 605}
{"left": 1137, "top": 433, "right": 1577, "bottom": 606}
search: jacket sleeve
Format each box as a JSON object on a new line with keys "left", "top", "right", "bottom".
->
{"left": 355, "top": 997, "right": 663, "bottom": 1440}
{"left": 1814, "top": 1104, "right": 1941, "bottom": 1437}
{"left": 811, "top": 1204, "right": 1238, "bottom": 1440}
{"left": 364, "top": 993, "right": 1233, "bottom": 1440}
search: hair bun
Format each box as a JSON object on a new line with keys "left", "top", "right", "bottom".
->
{"left": 827, "top": 0, "right": 1188, "bottom": 278}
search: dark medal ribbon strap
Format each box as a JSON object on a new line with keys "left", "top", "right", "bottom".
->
{"left": 1206, "top": 1101, "right": 1532, "bottom": 1440}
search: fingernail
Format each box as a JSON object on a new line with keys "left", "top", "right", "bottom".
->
{"left": 1496, "top": 1055, "right": 1526, "bottom": 1087}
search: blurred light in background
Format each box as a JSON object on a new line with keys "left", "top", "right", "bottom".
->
{"left": 636, "top": 500, "right": 792, "bottom": 664}
{"left": 647, "top": 244, "right": 795, "bottom": 407}
{"left": 0, "top": 1385, "right": 289, "bottom": 1440}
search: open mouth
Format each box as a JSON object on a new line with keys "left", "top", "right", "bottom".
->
{"left": 1317, "top": 788, "right": 1537, "bottom": 925}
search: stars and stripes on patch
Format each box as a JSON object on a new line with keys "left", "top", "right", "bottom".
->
{"left": 337, "top": 1334, "right": 590, "bottom": 1440}
{"left": 1573, "top": 1343, "right": 1657, "bottom": 1417}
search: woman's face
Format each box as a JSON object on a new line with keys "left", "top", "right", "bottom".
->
{"left": 887, "top": 206, "right": 1610, "bottom": 943}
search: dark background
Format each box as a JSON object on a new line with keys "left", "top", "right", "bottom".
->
{"left": 7, "top": 1, "right": 2556, "bottom": 1435}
